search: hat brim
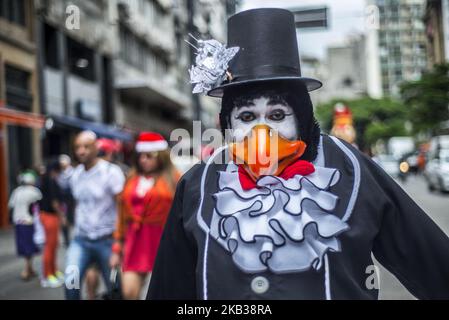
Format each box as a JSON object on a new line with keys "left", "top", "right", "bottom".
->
{"left": 207, "top": 77, "right": 322, "bottom": 98}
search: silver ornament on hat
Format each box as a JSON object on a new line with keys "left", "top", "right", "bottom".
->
{"left": 186, "top": 34, "right": 239, "bottom": 94}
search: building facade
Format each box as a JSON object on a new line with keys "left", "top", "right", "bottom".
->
{"left": 424, "top": 0, "right": 449, "bottom": 67}
{"left": 375, "top": 0, "right": 428, "bottom": 96}
{"left": 306, "top": 35, "right": 371, "bottom": 105}
{"left": 323, "top": 36, "right": 369, "bottom": 102}
{"left": 114, "top": 0, "right": 190, "bottom": 136}
{"left": 35, "top": 0, "right": 123, "bottom": 158}
{"left": 0, "top": 0, "right": 43, "bottom": 227}
{"left": 113, "top": 0, "right": 227, "bottom": 137}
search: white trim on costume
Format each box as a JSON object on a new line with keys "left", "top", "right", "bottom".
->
{"left": 324, "top": 254, "right": 331, "bottom": 300}
{"left": 313, "top": 135, "right": 325, "bottom": 167}
{"left": 329, "top": 136, "right": 360, "bottom": 222}
{"left": 135, "top": 140, "right": 168, "bottom": 153}
{"left": 317, "top": 135, "right": 332, "bottom": 300}
{"left": 323, "top": 136, "right": 360, "bottom": 300}
{"left": 203, "top": 233, "right": 210, "bottom": 300}
{"left": 197, "top": 145, "right": 229, "bottom": 300}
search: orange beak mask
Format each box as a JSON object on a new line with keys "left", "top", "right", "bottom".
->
{"left": 229, "top": 124, "right": 307, "bottom": 182}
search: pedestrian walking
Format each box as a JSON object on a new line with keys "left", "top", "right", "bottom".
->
{"left": 39, "top": 160, "right": 65, "bottom": 288}
{"left": 57, "top": 154, "right": 75, "bottom": 248}
{"left": 85, "top": 138, "right": 125, "bottom": 300}
{"left": 110, "top": 132, "right": 180, "bottom": 299}
{"left": 8, "top": 171, "right": 42, "bottom": 281}
{"left": 65, "top": 131, "right": 125, "bottom": 300}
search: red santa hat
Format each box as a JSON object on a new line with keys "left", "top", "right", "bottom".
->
{"left": 135, "top": 132, "right": 168, "bottom": 153}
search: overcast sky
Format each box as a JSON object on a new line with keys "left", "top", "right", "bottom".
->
{"left": 239, "top": 0, "right": 368, "bottom": 60}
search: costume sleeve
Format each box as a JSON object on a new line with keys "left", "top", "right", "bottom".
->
{"left": 362, "top": 154, "right": 449, "bottom": 299}
{"left": 146, "top": 177, "right": 198, "bottom": 300}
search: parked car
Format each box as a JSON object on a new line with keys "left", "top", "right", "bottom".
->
{"left": 400, "top": 151, "right": 420, "bottom": 174}
{"left": 372, "top": 154, "right": 400, "bottom": 178}
{"left": 429, "top": 135, "right": 449, "bottom": 151}
{"left": 424, "top": 149, "right": 449, "bottom": 193}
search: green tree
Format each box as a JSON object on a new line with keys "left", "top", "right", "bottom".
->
{"left": 315, "top": 97, "right": 409, "bottom": 152}
{"left": 400, "top": 63, "right": 449, "bottom": 135}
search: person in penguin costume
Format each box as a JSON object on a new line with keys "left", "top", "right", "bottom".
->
{"left": 147, "top": 8, "right": 449, "bottom": 300}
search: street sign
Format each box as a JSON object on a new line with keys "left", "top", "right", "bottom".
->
{"left": 290, "top": 7, "right": 328, "bottom": 30}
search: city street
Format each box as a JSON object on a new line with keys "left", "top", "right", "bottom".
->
{"left": 377, "top": 175, "right": 449, "bottom": 299}
{"left": 0, "top": 174, "right": 447, "bottom": 300}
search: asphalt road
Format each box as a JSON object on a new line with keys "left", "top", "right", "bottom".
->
{"left": 376, "top": 174, "right": 449, "bottom": 300}
{"left": 0, "top": 174, "right": 447, "bottom": 300}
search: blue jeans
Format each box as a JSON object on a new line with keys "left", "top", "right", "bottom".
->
{"left": 64, "top": 236, "right": 113, "bottom": 300}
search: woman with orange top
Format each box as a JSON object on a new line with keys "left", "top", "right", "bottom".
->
{"left": 110, "top": 132, "right": 180, "bottom": 299}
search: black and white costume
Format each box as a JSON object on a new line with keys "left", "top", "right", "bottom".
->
{"left": 147, "top": 8, "right": 449, "bottom": 300}
{"left": 148, "top": 135, "right": 449, "bottom": 299}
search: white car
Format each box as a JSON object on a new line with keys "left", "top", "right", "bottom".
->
{"left": 372, "top": 154, "right": 400, "bottom": 178}
{"left": 424, "top": 149, "right": 449, "bottom": 192}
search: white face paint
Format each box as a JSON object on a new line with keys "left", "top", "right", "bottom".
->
{"left": 230, "top": 97, "right": 299, "bottom": 142}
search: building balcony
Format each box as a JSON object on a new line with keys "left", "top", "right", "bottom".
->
{"left": 115, "top": 60, "right": 191, "bottom": 113}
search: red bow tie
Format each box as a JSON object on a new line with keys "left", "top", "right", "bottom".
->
{"left": 238, "top": 160, "right": 315, "bottom": 191}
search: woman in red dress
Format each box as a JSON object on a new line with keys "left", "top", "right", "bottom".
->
{"left": 110, "top": 132, "right": 180, "bottom": 299}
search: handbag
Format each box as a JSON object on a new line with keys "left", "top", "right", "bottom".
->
{"left": 102, "top": 267, "right": 123, "bottom": 300}
{"left": 32, "top": 203, "right": 45, "bottom": 247}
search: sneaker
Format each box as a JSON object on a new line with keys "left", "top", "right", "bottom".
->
{"left": 55, "top": 271, "right": 64, "bottom": 281}
{"left": 41, "top": 275, "right": 63, "bottom": 288}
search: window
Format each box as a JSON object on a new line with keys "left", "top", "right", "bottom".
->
{"left": 390, "top": 4, "right": 399, "bottom": 18}
{"left": 175, "top": 29, "right": 183, "bottom": 58}
{"left": 67, "top": 37, "right": 96, "bottom": 81}
{"left": 393, "top": 55, "right": 401, "bottom": 65}
{"left": 411, "top": 4, "right": 421, "bottom": 17}
{"left": 142, "top": 0, "right": 166, "bottom": 26}
{"left": 44, "top": 23, "right": 60, "bottom": 69}
{"left": 389, "top": 31, "right": 400, "bottom": 43}
{"left": 342, "top": 77, "right": 353, "bottom": 88}
{"left": 5, "top": 64, "right": 32, "bottom": 112}
{"left": 120, "top": 25, "right": 145, "bottom": 70}
{"left": 119, "top": 23, "right": 169, "bottom": 77}
{"left": 0, "top": 0, "right": 25, "bottom": 26}
{"left": 390, "top": 45, "right": 401, "bottom": 56}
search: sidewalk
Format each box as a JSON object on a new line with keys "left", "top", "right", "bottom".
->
{"left": 0, "top": 227, "right": 65, "bottom": 299}
{"left": 0, "top": 228, "right": 143, "bottom": 300}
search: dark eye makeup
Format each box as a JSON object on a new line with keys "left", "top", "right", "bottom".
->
{"left": 235, "top": 108, "right": 293, "bottom": 123}
{"left": 268, "top": 109, "right": 292, "bottom": 122}
{"left": 235, "top": 111, "right": 256, "bottom": 122}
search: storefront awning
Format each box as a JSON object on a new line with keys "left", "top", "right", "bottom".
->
{"left": 0, "top": 104, "right": 44, "bottom": 129}
{"left": 46, "top": 114, "right": 134, "bottom": 142}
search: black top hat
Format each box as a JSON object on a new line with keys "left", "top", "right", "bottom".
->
{"left": 208, "top": 8, "right": 322, "bottom": 98}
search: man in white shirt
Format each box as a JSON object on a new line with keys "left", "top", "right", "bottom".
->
{"left": 65, "top": 131, "right": 125, "bottom": 300}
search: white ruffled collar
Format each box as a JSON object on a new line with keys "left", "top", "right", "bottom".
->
{"left": 209, "top": 164, "right": 349, "bottom": 274}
